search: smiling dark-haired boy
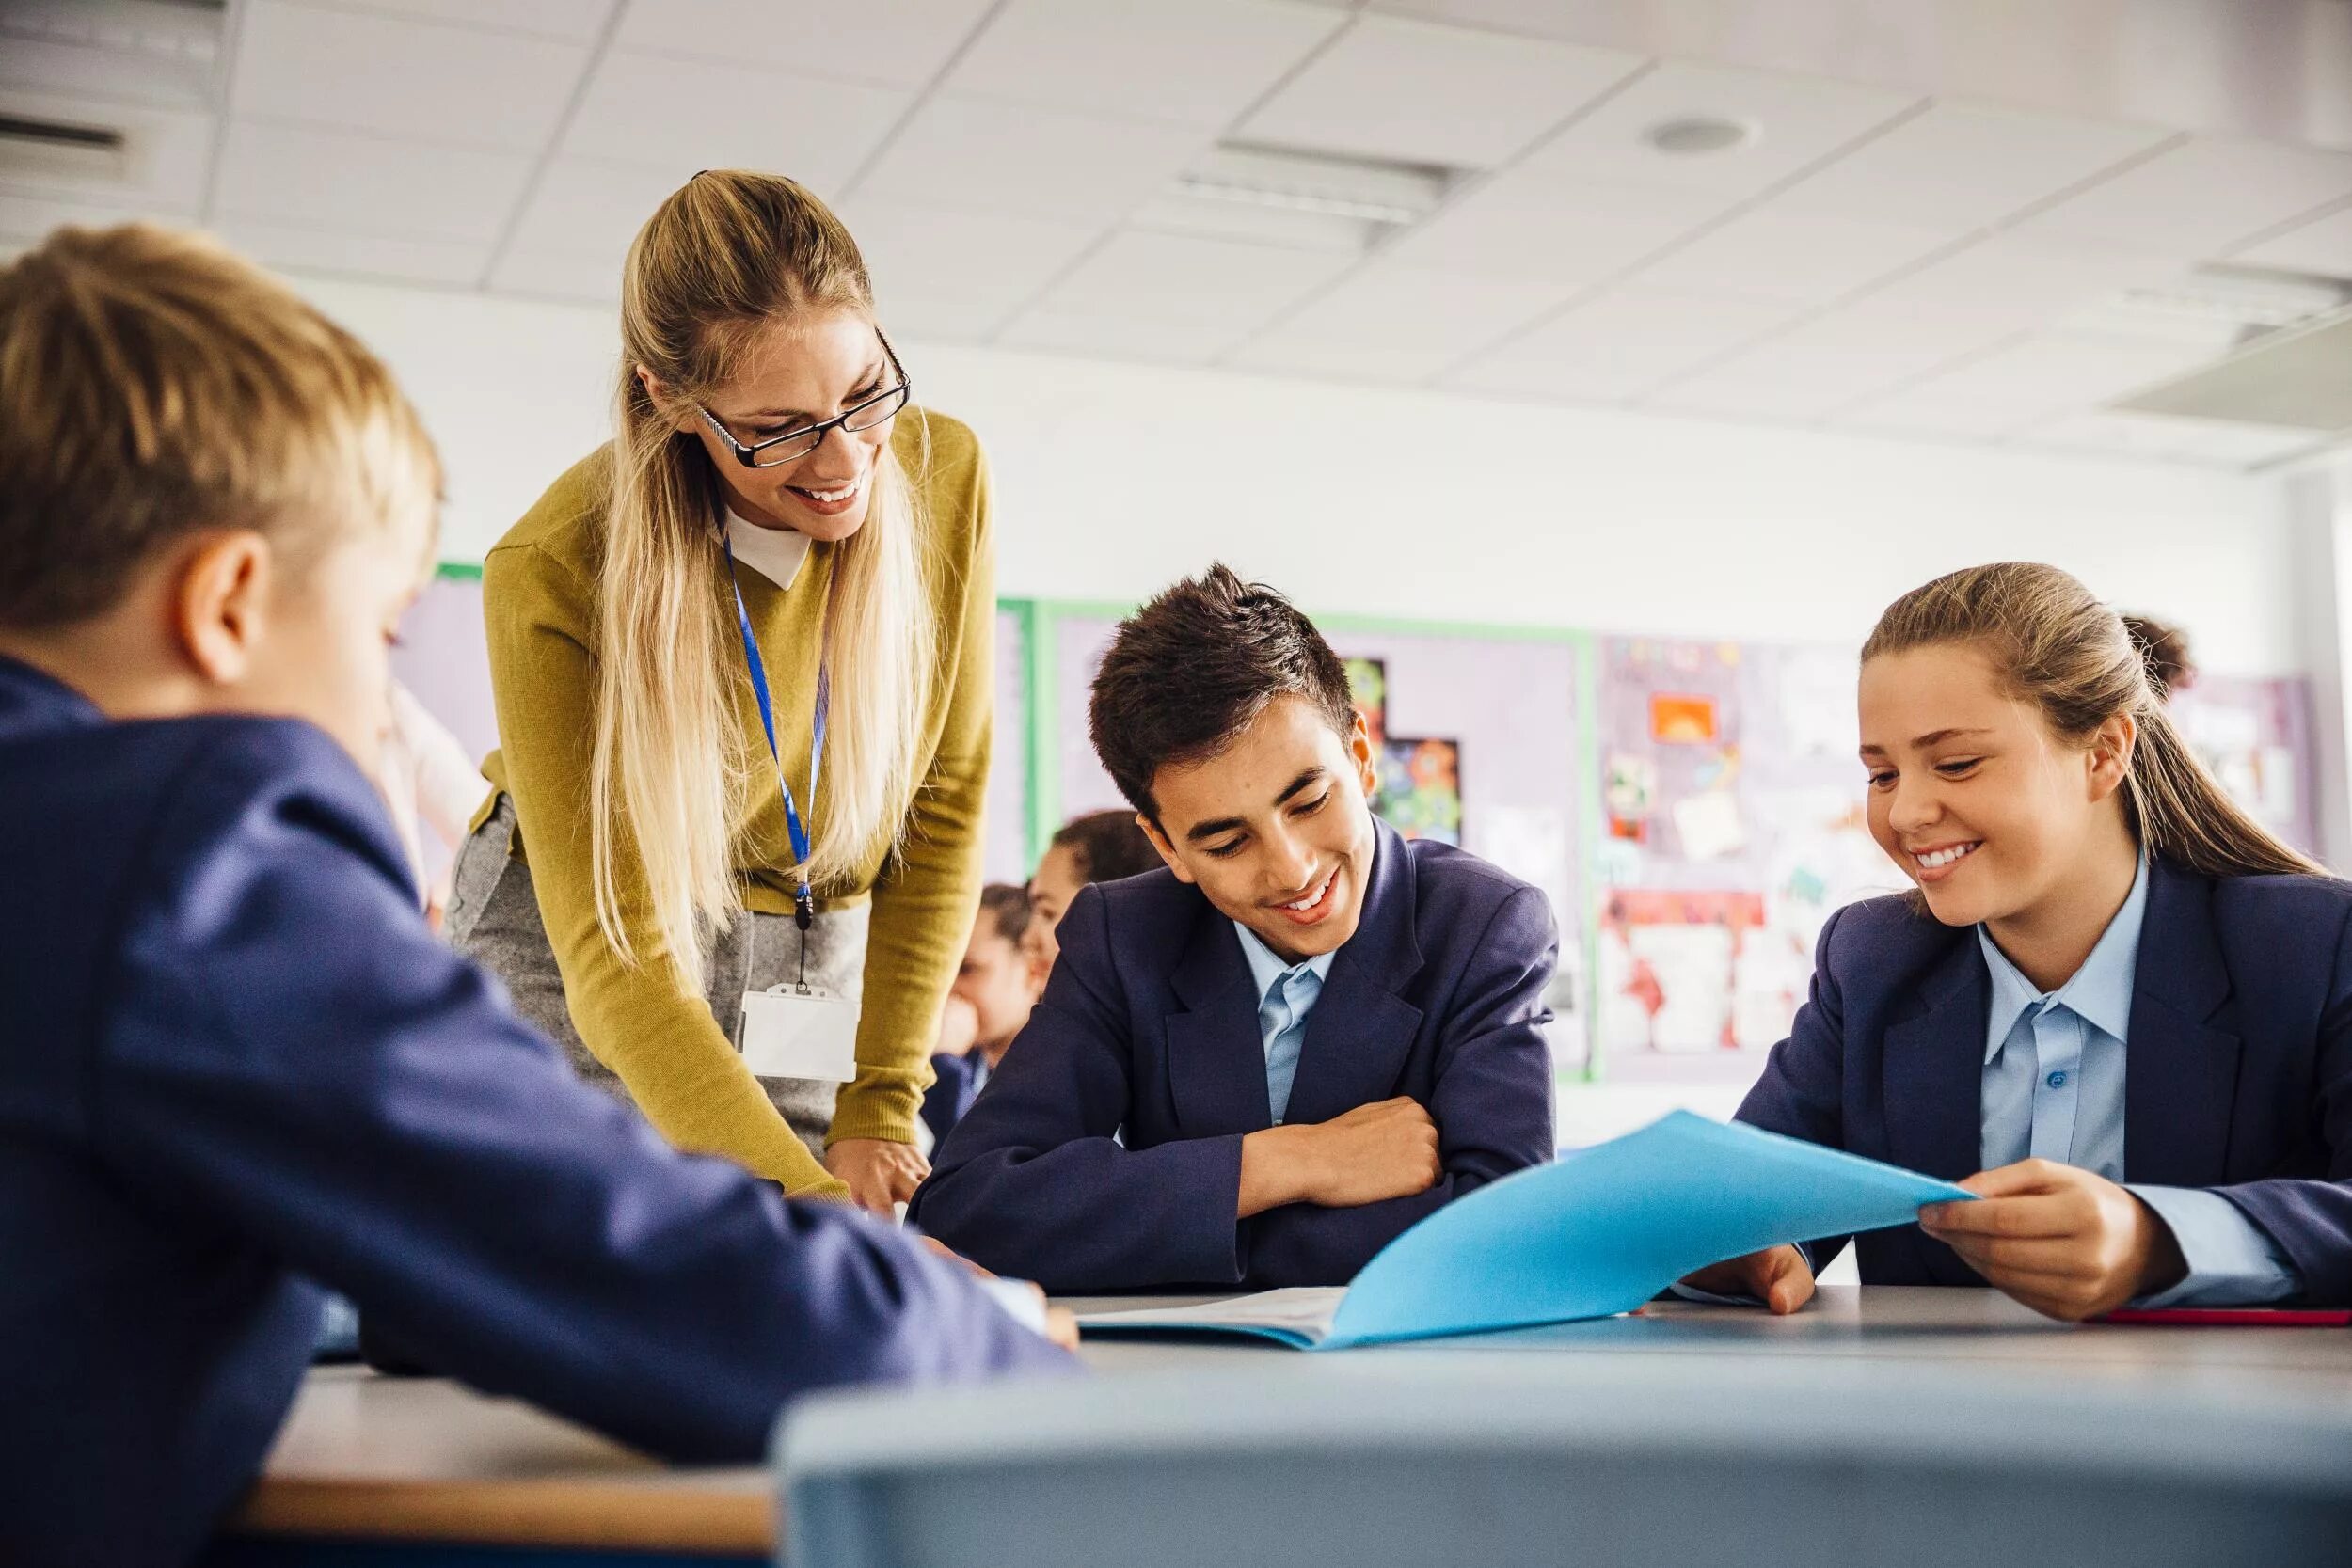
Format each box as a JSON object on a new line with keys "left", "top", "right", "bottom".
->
{"left": 910, "top": 566, "right": 1558, "bottom": 1291}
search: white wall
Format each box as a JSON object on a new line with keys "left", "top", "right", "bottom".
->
{"left": 299, "top": 277, "right": 2305, "bottom": 677}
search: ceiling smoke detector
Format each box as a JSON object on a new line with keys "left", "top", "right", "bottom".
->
{"left": 1642, "top": 116, "right": 1757, "bottom": 156}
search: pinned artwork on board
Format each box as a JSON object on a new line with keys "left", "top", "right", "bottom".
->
{"left": 1670, "top": 791, "right": 1745, "bottom": 862}
{"left": 1344, "top": 657, "right": 1388, "bottom": 748}
{"left": 1604, "top": 753, "right": 1656, "bottom": 817}
{"left": 1649, "top": 693, "right": 1718, "bottom": 744}
{"left": 1376, "top": 736, "right": 1463, "bottom": 846}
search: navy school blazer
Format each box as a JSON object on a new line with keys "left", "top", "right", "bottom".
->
{"left": 0, "top": 657, "right": 1069, "bottom": 1567}
{"left": 909, "top": 819, "right": 1560, "bottom": 1291}
{"left": 1739, "top": 857, "right": 2352, "bottom": 1303}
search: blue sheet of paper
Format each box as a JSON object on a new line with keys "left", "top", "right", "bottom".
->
{"left": 1078, "top": 1112, "right": 1976, "bottom": 1350}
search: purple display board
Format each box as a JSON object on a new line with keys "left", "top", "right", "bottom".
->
{"left": 2171, "top": 675, "right": 2319, "bottom": 857}
{"left": 1593, "top": 637, "right": 1904, "bottom": 1084}
{"left": 391, "top": 575, "right": 496, "bottom": 771}
{"left": 1056, "top": 614, "right": 1587, "bottom": 1066}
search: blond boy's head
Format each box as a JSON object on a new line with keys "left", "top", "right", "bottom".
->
{"left": 0, "top": 224, "right": 441, "bottom": 768}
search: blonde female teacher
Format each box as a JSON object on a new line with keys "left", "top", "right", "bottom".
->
{"left": 447, "top": 170, "right": 993, "bottom": 1212}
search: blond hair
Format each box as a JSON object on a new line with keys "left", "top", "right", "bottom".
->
{"left": 1864, "top": 562, "right": 2324, "bottom": 880}
{"left": 0, "top": 223, "right": 438, "bottom": 628}
{"left": 593, "top": 171, "right": 935, "bottom": 993}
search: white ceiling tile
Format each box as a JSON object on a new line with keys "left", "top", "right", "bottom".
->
{"left": 1775, "top": 101, "right": 2175, "bottom": 230}
{"left": 1860, "top": 234, "right": 2183, "bottom": 329}
{"left": 0, "top": 88, "right": 214, "bottom": 212}
{"left": 487, "top": 246, "right": 625, "bottom": 303}
{"left": 612, "top": 0, "right": 997, "bottom": 87}
{"left": 215, "top": 119, "right": 535, "bottom": 243}
{"left": 2022, "top": 135, "right": 2352, "bottom": 258}
{"left": 1643, "top": 299, "right": 2033, "bottom": 421}
{"left": 563, "top": 50, "right": 909, "bottom": 188}
{"left": 1519, "top": 61, "right": 1920, "bottom": 199}
{"left": 998, "top": 306, "right": 1248, "bottom": 365}
{"left": 1445, "top": 286, "right": 1798, "bottom": 400}
{"left": 1232, "top": 262, "right": 1578, "bottom": 379}
{"left": 504, "top": 157, "right": 693, "bottom": 267}
{"left": 0, "top": 192, "right": 195, "bottom": 244}
{"left": 1228, "top": 335, "right": 1472, "bottom": 383}
{"left": 338, "top": 0, "right": 619, "bottom": 40}
{"left": 836, "top": 198, "right": 1104, "bottom": 333}
{"left": 1380, "top": 169, "right": 1728, "bottom": 283}
{"left": 2025, "top": 409, "right": 2327, "bottom": 467}
{"left": 214, "top": 220, "right": 492, "bottom": 286}
{"left": 1629, "top": 207, "right": 1960, "bottom": 305}
{"left": 1841, "top": 331, "right": 2217, "bottom": 437}
{"left": 946, "top": 0, "right": 1345, "bottom": 129}
{"left": 853, "top": 95, "right": 1207, "bottom": 225}
{"left": 1237, "top": 15, "right": 1639, "bottom": 170}
{"left": 230, "top": 0, "right": 590, "bottom": 150}
{"left": 1036, "top": 229, "right": 1356, "bottom": 327}
{"left": 2229, "top": 199, "right": 2352, "bottom": 278}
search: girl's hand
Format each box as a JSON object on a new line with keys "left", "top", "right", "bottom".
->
{"left": 1919, "top": 1159, "right": 2187, "bottom": 1321}
{"left": 825, "top": 1137, "right": 930, "bottom": 1215}
{"left": 1677, "top": 1243, "right": 1816, "bottom": 1314}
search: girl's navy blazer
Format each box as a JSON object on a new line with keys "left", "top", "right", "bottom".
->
{"left": 910, "top": 818, "right": 1560, "bottom": 1291}
{"left": 1740, "top": 856, "right": 2352, "bottom": 1302}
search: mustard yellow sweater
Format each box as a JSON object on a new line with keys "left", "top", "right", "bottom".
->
{"left": 479, "top": 410, "right": 993, "bottom": 1196}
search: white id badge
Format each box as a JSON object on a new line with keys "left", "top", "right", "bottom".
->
{"left": 739, "top": 986, "right": 860, "bottom": 1083}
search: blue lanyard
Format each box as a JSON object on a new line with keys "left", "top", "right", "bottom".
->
{"left": 723, "top": 532, "right": 831, "bottom": 931}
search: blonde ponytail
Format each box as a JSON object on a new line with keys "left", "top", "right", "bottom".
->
{"left": 1864, "top": 562, "right": 2323, "bottom": 881}
{"left": 590, "top": 170, "right": 935, "bottom": 994}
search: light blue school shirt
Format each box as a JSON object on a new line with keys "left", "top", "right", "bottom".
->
{"left": 1976, "top": 855, "right": 2298, "bottom": 1306}
{"left": 1235, "top": 925, "right": 1335, "bottom": 1126}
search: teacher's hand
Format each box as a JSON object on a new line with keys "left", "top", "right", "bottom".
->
{"left": 1919, "top": 1159, "right": 2186, "bottom": 1321}
{"left": 827, "top": 1137, "right": 930, "bottom": 1216}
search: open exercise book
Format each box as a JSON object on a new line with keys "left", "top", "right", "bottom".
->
{"left": 1078, "top": 1111, "right": 1973, "bottom": 1350}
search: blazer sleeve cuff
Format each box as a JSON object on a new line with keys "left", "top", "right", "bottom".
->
{"left": 2129, "top": 1184, "right": 2303, "bottom": 1307}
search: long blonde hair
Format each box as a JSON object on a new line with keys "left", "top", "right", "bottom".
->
{"left": 1863, "top": 562, "right": 2323, "bottom": 880}
{"left": 593, "top": 171, "right": 934, "bottom": 993}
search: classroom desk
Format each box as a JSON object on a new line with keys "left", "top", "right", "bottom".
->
{"left": 216, "top": 1287, "right": 2352, "bottom": 1563}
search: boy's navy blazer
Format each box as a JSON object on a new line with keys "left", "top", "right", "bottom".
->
{"left": 1740, "top": 858, "right": 2352, "bottom": 1303}
{"left": 0, "top": 658, "right": 1066, "bottom": 1566}
{"left": 910, "top": 819, "right": 1559, "bottom": 1291}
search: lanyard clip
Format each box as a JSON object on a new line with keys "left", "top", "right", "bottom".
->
{"left": 794, "top": 886, "right": 815, "bottom": 933}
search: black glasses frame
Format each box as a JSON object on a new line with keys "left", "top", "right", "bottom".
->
{"left": 696, "top": 329, "right": 910, "bottom": 469}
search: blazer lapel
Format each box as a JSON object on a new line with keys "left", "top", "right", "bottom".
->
{"left": 1281, "top": 821, "right": 1427, "bottom": 1128}
{"left": 1163, "top": 902, "right": 1278, "bottom": 1136}
{"left": 2123, "top": 861, "right": 2241, "bottom": 1186}
{"left": 1882, "top": 933, "right": 1991, "bottom": 1184}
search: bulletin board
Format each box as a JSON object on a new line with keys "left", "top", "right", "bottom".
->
{"left": 1590, "top": 637, "right": 1906, "bottom": 1084}
{"left": 1046, "top": 608, "right": 1591, "bottom": 1069}
{"left": 2171, "top": 675, "right": 2320, "bottom": 857}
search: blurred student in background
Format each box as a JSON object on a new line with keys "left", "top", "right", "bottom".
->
{"left": 1024, "top": 808, "right": 1161, "bottom": 977}
{"left": 922, "top": 884, "right": 1042, "bottom": 1146}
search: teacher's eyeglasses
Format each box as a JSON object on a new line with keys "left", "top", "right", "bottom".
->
{"left": 695, "top": 330, "right": 910, "bottom": 469}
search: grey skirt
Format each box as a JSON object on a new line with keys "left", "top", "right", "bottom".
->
{"left": 445, "top": 793, "right": 863, "bottom": 1162}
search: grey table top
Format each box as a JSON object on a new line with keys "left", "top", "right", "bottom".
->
{"left": 1058, "top": 1285, "right": 2352, "bottom": 1391}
